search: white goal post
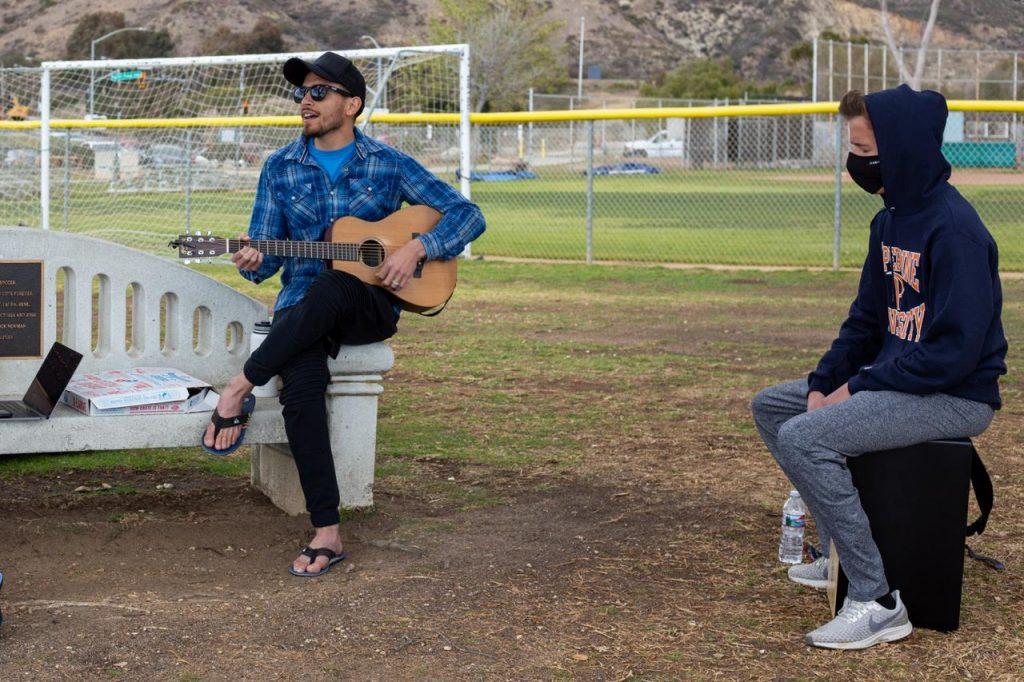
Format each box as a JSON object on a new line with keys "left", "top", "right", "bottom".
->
{"left": 35, "top": 44, "right": 471, "bottom": 255}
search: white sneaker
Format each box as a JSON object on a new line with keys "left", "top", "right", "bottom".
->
{"left": 787, "top": 556, "right": 829, "bottom": 589}
{"left": 804, "top": 590, "right": 913, "bottom": 650}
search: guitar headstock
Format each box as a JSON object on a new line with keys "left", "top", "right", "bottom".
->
{"left": 168, "top": 230, "right": 229, "bottom": 264}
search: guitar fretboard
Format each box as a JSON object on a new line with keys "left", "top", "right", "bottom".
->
{"left": 225, "top": 239, "right": 366, "bottom": 261}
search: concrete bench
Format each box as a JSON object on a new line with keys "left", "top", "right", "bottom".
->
{"left": 0, "top": 227, "right": 393, "bottom": 514}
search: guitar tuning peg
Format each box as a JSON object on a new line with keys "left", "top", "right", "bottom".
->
{"left": 207, "top": 230, "right": 212, "bottom": 236}
{"left": 183, "top": 258, "right": 191, "bottom": 265}
{"left": 185, "top": 228, "right": 191, "bottom": 235}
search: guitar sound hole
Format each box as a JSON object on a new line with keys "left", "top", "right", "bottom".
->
{"left": 358, "top": 240, "right": 386, "bottom": 267}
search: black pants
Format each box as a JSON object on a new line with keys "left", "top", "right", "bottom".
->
{"left": 244, "top": 270, "right": 398, "bottom": 527}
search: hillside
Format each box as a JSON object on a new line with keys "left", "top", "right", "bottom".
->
{"left": 0, "top": 0, "right": 1020, "bottom": 83}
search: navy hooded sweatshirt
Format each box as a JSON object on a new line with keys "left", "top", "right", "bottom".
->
{"left": 808, "top": 85, "right": 1007, "bottom": 408}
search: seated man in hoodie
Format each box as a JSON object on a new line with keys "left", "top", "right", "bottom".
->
{"left": 751, "top": 86, "right": 1007, "bottom": 650}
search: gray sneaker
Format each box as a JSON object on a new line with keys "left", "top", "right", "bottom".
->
{"left": 804, "top": 590, "right": 913, "bottom": 650}
{"left": 788, "top": 556, "right": 829, "bottom": 589}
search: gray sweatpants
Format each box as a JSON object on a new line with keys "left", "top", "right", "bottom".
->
{"left": 751, "top": 379, "right": 994, "bottom": 601}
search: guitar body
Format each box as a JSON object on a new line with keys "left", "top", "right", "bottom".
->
{"left": 326, "top": 205, "right": 456, "bottom": 313}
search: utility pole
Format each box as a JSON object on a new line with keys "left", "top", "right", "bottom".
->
{"left": 577, "top": 16, "right": 585, "bottom": 100}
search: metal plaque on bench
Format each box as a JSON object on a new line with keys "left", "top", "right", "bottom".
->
{"left": 0, "top": 260, "right": 43, "bottom": 359}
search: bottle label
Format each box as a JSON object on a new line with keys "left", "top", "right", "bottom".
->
{"left": 783, "top": 514, "right": 805, "bottom": 528}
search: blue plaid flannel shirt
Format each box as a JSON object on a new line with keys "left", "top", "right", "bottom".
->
{"left": 242, "top": 128, "right": 485, "bottom": 312}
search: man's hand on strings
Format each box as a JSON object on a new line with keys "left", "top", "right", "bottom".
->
{"left": 378, "top": 239, "right": 426, "bottom": 292}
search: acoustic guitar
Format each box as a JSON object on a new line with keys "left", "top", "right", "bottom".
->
{"left": 169, "top": 205, "right": 456, "bottom": 314}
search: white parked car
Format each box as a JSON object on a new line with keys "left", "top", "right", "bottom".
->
{"left": 623, "top": 130, "right": 684, "bottom": 158}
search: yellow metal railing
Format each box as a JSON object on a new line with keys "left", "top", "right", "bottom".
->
{"left": 2, "top": 100, "right": 1023, "bottom": 130}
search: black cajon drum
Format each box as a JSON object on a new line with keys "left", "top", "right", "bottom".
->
{"left": 833, "top": 439, "right": 993, "bottom": 632}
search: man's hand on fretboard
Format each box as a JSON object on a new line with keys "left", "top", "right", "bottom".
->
{"left": 232, "top": 234, "right": 264, "bottom": 272}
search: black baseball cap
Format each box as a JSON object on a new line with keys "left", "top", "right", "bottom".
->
{"left": 283, "top": 52, "right": 366, "bottom": 117}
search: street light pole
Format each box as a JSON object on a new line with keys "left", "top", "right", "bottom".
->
{"left": 89, "top": 26, "right": 152, "bottom": 116}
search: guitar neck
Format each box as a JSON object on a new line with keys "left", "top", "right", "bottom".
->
{"left": 225, "top": 238, "right": 361, "bottom": 261}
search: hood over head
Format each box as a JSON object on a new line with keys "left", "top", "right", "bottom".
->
{"left": 864, "top": 84, "right": 951, "bottom": 215}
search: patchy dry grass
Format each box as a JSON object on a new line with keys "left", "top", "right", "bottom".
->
{"left": 1, "top": 260, "right": 1021, "bottom": 679}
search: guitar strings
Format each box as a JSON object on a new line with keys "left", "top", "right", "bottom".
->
{"left": 222, "top": 238, "right": 373, "bottom": 260}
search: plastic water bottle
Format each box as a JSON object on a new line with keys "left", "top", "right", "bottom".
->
{"left": 249, "top": 320, "right": 280, "bottom": 398}
{"left": 778, "top": 490, "right": 806, "bottom": 564}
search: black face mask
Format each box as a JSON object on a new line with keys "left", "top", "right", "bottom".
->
{"left": 846, "top": 153, "right": 883, "bottom": 194}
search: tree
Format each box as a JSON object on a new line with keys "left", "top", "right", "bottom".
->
{"left": 879, "top": 0, "right": 942, "bottom": 90}
{"left": 65, "top": 12, "right": 174, "bottom": 60}
{"left": 0, "top": 50, "right": 38, "bottom": 67}
{"left": 201, "top": 17, "right": 285, "bottom": 56}
{"left": 640, "top": 58, "right": 780, "bottom": 100}
{"left": 121, "top": 30, "right": 175, "bottom": 59}
{"left": 789, "top": 41, "right": 813, "bottom": 64}
{"left": 66, "top": 11, "right": 123, "bottom": 59}
{"left": 428, "top": 0, "right": 567, "bottom": 112}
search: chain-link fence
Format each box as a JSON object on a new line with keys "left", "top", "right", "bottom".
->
{"left": 34, "top": 121, "right": 463, "bottom": 254}
{"left": 813, "top": 40, "right": 1021, "bottom": 102}
{"left": 471, "top": 112, "right": 834, "bottom": 266}
{"left": 0, "top": 66, "right": 45, "bottom": 229}
{"left": 3, "top": 78, "right": 1024, "bottom": 270}
{"left": 466, "top": 106, "right": 1024, "bottom": 269}
{"left": 529, "top": 92, "right": 788, "bottom": 111}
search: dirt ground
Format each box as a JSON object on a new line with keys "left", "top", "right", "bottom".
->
{"left": 2, "top": 456, "right": 1021, "bottom": 680}
{"left": 1, "top": 265, "right": 1022, "bottom": 680}
{"left": 2, "top": 463, "right": 798, "bottom": 680}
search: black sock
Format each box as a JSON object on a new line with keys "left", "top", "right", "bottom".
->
{"left": 875, "top": 593, "right": 896, "bottom": 609}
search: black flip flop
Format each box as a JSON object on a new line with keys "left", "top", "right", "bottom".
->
{"left": 288, "top": 546, "right": 347, "bottom": 577}
{"left": 201, "top": 394, "right": 256, "bottom": 457}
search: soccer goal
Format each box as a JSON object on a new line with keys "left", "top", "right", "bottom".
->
{"left": 26, "top": 45, "right": 469, "bottom": 253}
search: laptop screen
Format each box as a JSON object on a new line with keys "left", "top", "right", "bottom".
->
{"left": 22, "top": 342, "right": 84, "bottom": 417}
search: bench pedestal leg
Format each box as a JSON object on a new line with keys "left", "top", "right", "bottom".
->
{"left": 251, "top": 443, "right": 307, "bottom": 516}
{"left": 250, "top": 372, "right": 384, "bottom": 516}
{"left": 326, "top": 374, "right": 383, "bottom": 509}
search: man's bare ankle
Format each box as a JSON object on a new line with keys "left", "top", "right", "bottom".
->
{"left": 226, "top": 374, "right": 254, "bottom": 395}
{"left": 312, "top": 525, "right": 342, "bottom": 547}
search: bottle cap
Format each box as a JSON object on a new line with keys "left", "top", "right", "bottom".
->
{"left": 254, "top": 320, "right": 272, "bottom": 333}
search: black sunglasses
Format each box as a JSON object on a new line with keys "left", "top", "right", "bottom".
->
{"left": 292, "top": 84, "right": 353, "bottom": 103}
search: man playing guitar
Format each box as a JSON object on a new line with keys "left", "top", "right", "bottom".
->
{"left": 201, "top": 52, "right": 485, "bottom": 577}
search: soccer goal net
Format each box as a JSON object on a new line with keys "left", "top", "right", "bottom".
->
{"left": 0, "top": 45, "right": 469, "bottom": 254}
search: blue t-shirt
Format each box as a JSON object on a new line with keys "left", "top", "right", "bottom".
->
{"left": 307, "top": 138, "right": 356, "bottom": 184}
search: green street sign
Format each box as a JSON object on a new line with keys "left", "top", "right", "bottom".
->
{"left": 109, "top": 70, "right": 143, "bottom": 82}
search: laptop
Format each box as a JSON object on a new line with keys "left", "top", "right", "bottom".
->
{"left": 0, "top": 342, "right": 83, "bottom": 421}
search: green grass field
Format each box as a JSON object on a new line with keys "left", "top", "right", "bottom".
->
{"left": 469, "top": 168, "right": 1024, "bottom": 267}
{"left": 10, "top": 167, "right": 1024, "bottom": 268}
